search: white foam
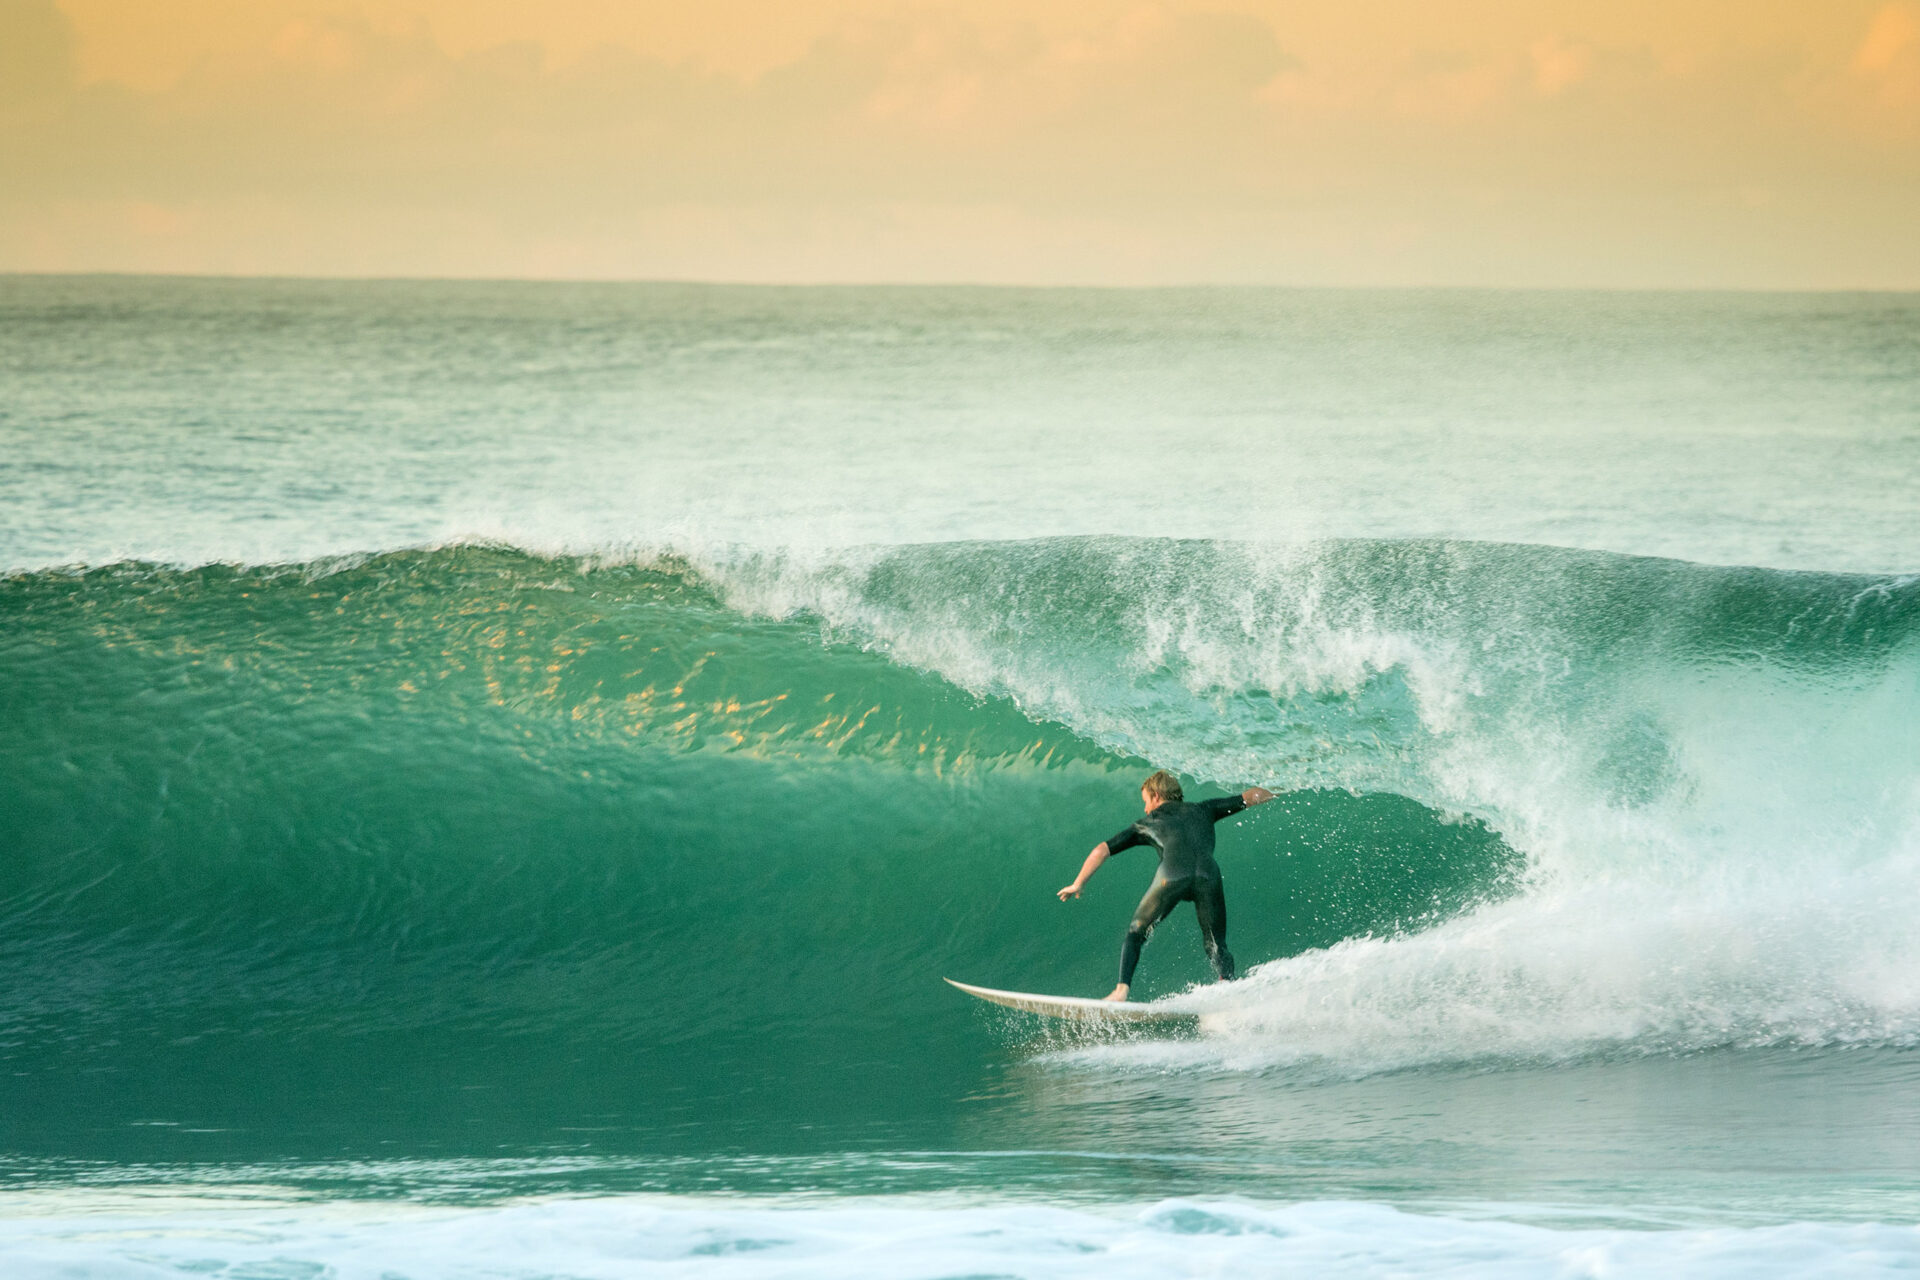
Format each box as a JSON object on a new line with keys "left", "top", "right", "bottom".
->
{"left": 688, "top": 539, "right": 1920, "bottom": 1069}
{"left": 2, "top": 1194, "right": 1917, "bottom": 1280}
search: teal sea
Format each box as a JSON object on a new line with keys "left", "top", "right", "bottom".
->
{"left": 3, "top": 276, "right": 1920, "bottom": 1276}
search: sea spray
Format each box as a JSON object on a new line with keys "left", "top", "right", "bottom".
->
{"left": 686, "top": 537, "right": 1920, "bottom": 1065}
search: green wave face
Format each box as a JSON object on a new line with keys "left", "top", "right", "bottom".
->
{"left": 0, "top": 543, "right": 1516, "bottom": 1162}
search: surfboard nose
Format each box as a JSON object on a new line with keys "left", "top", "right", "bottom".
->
{"left": 943, "top": 977, "right": 1194, "bottom": 1023}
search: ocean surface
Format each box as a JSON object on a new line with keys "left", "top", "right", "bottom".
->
{"left": 3, "top": 275, "right": 1919, "bottom": 1276}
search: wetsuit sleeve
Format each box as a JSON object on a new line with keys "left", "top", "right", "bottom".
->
{"left": 1103, "top": 823, "right": 1147, "bottom": 854}
{"left": 1200, "top": 795, "right": 1247, "bottom": 822}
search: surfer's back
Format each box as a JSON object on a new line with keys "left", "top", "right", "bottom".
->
{"left": 1109, "top": 795, "right": 1245, "bottom": 880}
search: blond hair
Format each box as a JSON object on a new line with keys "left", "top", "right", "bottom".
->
{"left": 1141, "top": 770, "right": 1184, "bottom": 803}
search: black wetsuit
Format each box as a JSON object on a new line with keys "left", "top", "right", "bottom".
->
{"left": 1104, "top": 795, "right": 1246, "bottom": 987}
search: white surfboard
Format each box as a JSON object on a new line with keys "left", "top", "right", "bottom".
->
{"left": 944, "top": 978, "right": 1195, "bottom": 1024}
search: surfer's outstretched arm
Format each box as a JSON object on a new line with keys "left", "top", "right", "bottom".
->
{"left": 1057, "top": 843, "right": 1111, "bottom": 900}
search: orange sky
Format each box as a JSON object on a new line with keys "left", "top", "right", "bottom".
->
{"left": 3, "top": 0, "right": 1917, "bottom": 285}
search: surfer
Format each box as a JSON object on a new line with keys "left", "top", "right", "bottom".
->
{"left": 1057, "top": 770, "right": 1276, "bottom": 1001}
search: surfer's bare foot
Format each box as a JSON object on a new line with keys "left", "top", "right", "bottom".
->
{"left": 1103, "top": 984, "right": 1130, "bottom": 1002}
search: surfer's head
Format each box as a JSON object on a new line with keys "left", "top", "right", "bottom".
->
{"left": 1141, "top": 770, "right": 1183, "bottom": 810}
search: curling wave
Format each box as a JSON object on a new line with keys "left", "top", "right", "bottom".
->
{"left": 2, "top": 534, "right": 1917, "bottom": 1138}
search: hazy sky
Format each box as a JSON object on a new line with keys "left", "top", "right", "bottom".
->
{"left": 3, "top": 0, "right": 1917, "bottom": 285}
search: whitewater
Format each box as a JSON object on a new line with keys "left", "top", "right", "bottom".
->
{"left": 4, "top": 276, "right": 1919, "bottom": 1277}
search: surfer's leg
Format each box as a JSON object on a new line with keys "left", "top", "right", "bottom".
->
{"left": 1194, "top": 877, "right": 1235, "bottom": 981}
{"left": 1119, "top": 878, "right": 1190, "bottom": 988}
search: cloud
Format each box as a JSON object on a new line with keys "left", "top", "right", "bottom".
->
{"left": 1855, "top": 3, "right": 1918, "bottom": 72}
{"left": 0, "top": 0, "right": 74, "bottom": 109}
{"left": 1530, "top": 35, "right": 1591, "bottom": 96}
{"left": 0, "top": 0, "right": 1916, "bottom": 284}
{"left": 1851, "top": 3, "right": 1920, "bottom": 111}
{"left": 2, "top": 5, "right": 1303, "bottom": 210}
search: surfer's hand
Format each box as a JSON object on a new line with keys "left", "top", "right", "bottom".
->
{"left": 1244, "top": 786, "right": 1277, "bottom": 805}
{"left": 1057, "top": 883, "right": 1083, "bottom": 901}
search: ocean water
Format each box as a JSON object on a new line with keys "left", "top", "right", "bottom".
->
{"left": 3, "top": 275, "right": 1919, "bottom": 1276}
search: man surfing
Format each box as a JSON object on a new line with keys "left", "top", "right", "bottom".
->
{"left": 1057, "top": 770, "right": 1276, "bottom": 1001}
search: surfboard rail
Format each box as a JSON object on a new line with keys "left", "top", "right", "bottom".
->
{"left": 943, "top": 977, "right": 1195, "bottom": 1023}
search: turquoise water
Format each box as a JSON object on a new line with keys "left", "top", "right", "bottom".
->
{"left": 4, "top": 277, "right": 1920, "bottom": 1275}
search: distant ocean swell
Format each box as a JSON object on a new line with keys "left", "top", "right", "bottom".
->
{"left": 2, "top": 535, "right": 1917, "bottom": 1088}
